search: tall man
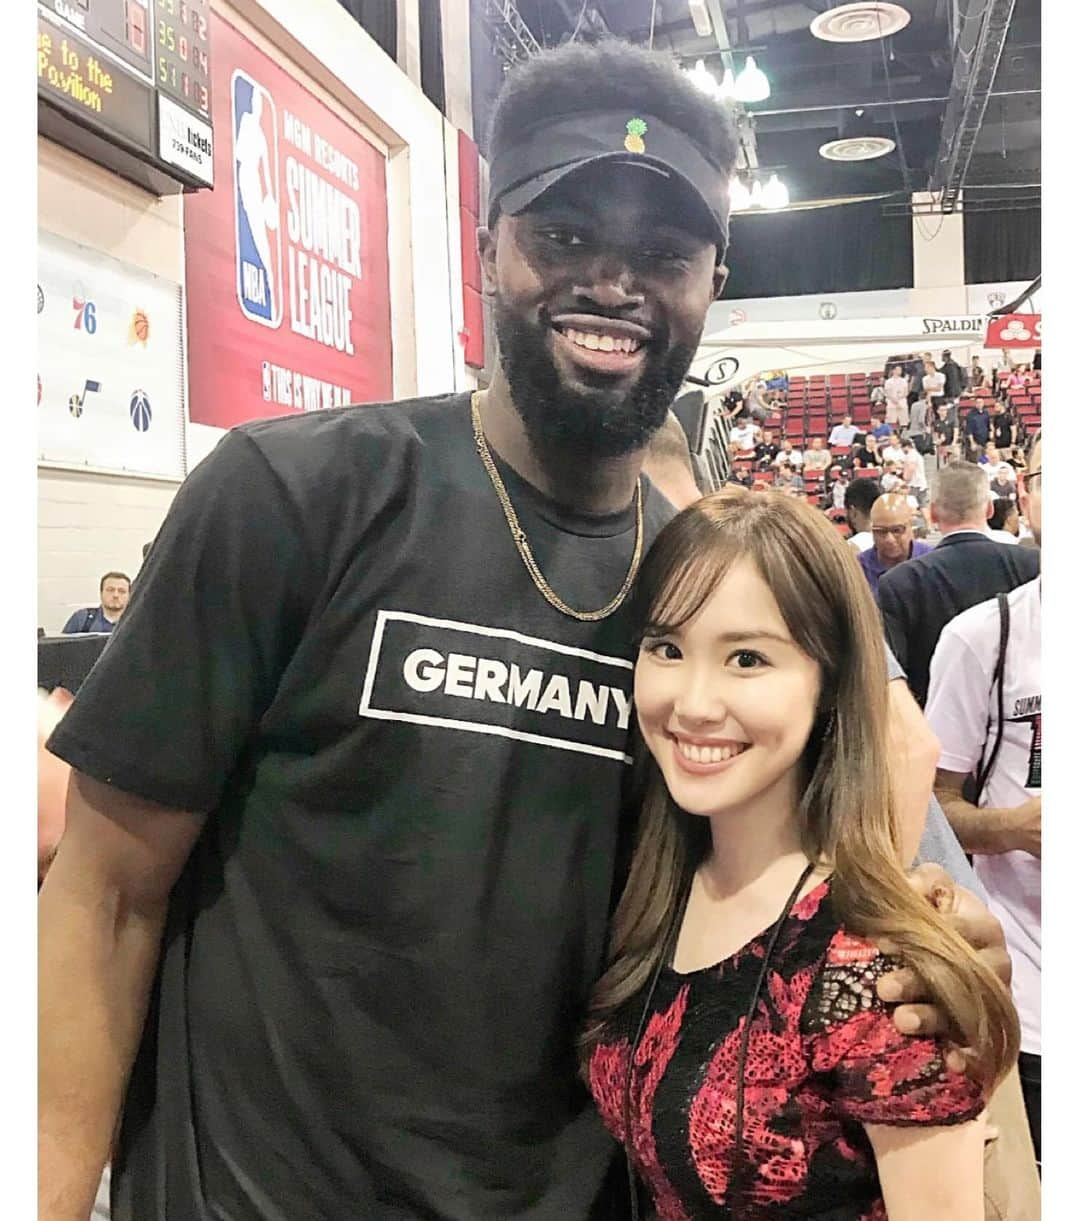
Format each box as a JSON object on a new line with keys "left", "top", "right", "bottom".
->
{"left": 964, "top": 399, "right": 992, "bottom": 460}
{"left": 61, "top": 572, "right": 130, "bottom": 635}
{"left": 940, "top": 349, "right": 966, "bottom": 400}
{"left": 40, "top": 40, "right": 1005, "bottom": 1221}
{"left": 880, "top": 462, "right": 1039, "bottom": 704}
{"left": 883, "top": 364, "right": 909, "bottom": 428}
{"left": 928, "top": 433, "right": 1042, "bottom": 1164}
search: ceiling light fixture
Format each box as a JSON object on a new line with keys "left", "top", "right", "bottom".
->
{"left": 719, "top": 68, "right": 737, "bottom": 100}
{"left": 761, "top": 174, "right": 790, "bottom": 209}
{"left": 734, "top": 56, "right": 770, "bottom": 103}
{"left": 688, "top": 0, "right": 713, "bottom": 39}
{"left": 809, "top": 2, "right": 911, "bottom": 44}
{"left": 819, "top": 135, "right": 897, "bottom": 161}
{"left": 729, "top": 178, "right": 752, "bottom": 211}
{"left": 686, "top": 58, "right": 721, "bottom": 100}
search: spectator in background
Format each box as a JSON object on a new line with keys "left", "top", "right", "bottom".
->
{"left": 881, "top": 433, "right": 905, "bottom": 465}
{"left": 983, "top": 445, "right": 1016, "bottom": 485}
{"left": 990, "top": 401, "right": 1017, "bottom": 456}
{"left": 927, "top": 432, "right": 1042, "bottom": 1165}
{"left": 772, "top": 437, "right": 803, "bottom": 470}
{"left": 828, "top": 413, "right": 859, "bottom": 447}
{"left": 883, "top": 364, "right": 909, "bottom": 428}
{"left": 774, "top": 461, "right": 804, "bottom": 492}
{"left": 969, "top": 356, "right": 988, "bottom": 390}
{"left": 922, "top": 358, "right": 946, "bottom": 408}
{"left": 934, "top": 403, "right": 959, "bottom": 464}
{"left": 907, "top": 391, "right": 933, "bottom": 454}
{"left": 900, "top": 438, "right": 929, "bottom": 507}
{"left": 61, "top": 573, "right": 131, "bottom": 635}
{"left": 880, "top": 461, "right": 902, "bottom": 493}
{"left": 722, "top": 384, "right": 747, "bottom": 422}
{"left": 963, "top": 399, "right": 992, "bottom": 461}
{"left": 830, "top": 467, "right": 850, "bottom": 510}
{"left": 729, "top": 418, "right": 759, "bottom": 453}
{"left": 988, "top": 497, "right": 1021, "bottom": 544}
{"left": 746, "top": 379, "right": 772, "bottom": 423}
{"left": 870, "top": 412, "right": 892, "bottom": 440}
{"left": 940, "top": 350, "right": 966, "bottom": 400}
{"left": 754, "top": 427, "right": 780, "bottom": 469}
{"left": 858, "top": 492, "right": 933, "bottom": 600}
{"left": 907, "top": 353, "right": 928, "bottom": 407}
{"left": 843, "top": 475, "right": 881, "bottom": 553}
{"left": 990, "top": 469, "right": 1017, "bottom": 501}
{"left": 802, "top": 436, "right": 832, "bottom": 474}
{"left": 870, "top": 383, "right": 887, "bottom": 411}
{"left": 852, "top": 432, "right": 883, "bottom": 469}
{"left": 878, "top": 461, "right": 1040, "bottom": 705}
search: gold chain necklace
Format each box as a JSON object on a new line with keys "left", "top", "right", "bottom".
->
{"left": 470, "top": 391, "right": 644, "bottom": 622}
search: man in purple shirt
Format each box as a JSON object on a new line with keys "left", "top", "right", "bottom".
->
{"left": 859, "top": 493, "right": 933, "bottom": 599}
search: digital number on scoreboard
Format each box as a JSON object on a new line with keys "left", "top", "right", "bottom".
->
{"left": 155, "top": 0, "right": 212, "bottom": 121}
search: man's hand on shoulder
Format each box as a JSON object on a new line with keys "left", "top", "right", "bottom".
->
{"left": 874, "top": 863, "right": 1011, "bottom": 1072}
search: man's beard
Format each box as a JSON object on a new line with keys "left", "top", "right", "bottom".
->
{"left": 493, "top": 298, "right": 697, "bottom": 459}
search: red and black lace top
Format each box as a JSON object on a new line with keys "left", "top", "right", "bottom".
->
{"left": 588, "top": 879, "right": 985, "bottom": 1220}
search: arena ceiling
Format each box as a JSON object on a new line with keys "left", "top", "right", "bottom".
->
{"left": 492, "top": 0, "right": 1041, "bottom": 214}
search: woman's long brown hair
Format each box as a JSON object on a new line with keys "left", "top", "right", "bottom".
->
{"left": 581, "top": 487, "right": 1018, "bottom": 1088}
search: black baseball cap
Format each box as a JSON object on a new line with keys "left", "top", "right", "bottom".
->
{"left": 488, "top": 110, "right": 732, "bottom": 258}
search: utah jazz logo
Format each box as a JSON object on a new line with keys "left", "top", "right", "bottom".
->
{"left": 231, "top": 69, "right": 282, "bottom": 328}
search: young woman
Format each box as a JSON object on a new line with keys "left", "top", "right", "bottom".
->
{"left": 583, "top": 489, "right": 1018, "bottom": 1220}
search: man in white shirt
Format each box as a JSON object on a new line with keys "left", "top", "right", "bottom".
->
{"left": 880, "top": 461, "right": 902, "bottom": 492}
{"left": 772, "top": 438, "right": 803, "bottom": 469}
{"left": 881, "top": 433, "right": 905, "bottom": 465}
{"left": 983, "top": 445, "right": 1016, "bottom": 485}
{"left": 900, "top": 439, "right": 929, "bottom": 506}
{"left": 883, "top": 364, "right": 910, "bottom": 427}
{"left": 922, "top": 358, "right": 946, "bottom": 405}
{"left": 828, "top": 414, "right": 859, "bottom": 447}
{"left": 927, "top": 433, "right": 1042, "bottom": 1165}
{"left": 729, "top": 420, "right": 759, "bottom": 453}
{"left": 802, "top": 436, "right": 832, "bottom": 473}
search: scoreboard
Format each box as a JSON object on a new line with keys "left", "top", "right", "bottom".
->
{"left": 154, "top": 0, "right": 211, "bottom": 121}
{"left": 37, "top": 0, "right": 214, "bottom": 192}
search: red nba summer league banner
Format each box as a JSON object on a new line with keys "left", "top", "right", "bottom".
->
{"left": 184, "top": 15, "right": 392, "bottom": 428}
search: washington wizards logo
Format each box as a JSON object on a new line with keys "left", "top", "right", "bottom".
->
{"left": 130, "top": 389, "right": 152, "bottom": 432}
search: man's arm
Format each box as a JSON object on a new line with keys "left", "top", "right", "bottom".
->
{"left": 934, "top": 769, "right": 1041, "bottom": 857}
{"left": 39, "top": 772, "right": 206, "bottom": 1221}
{"left": 876, "top": 667, "right": 1010, "bottom": 1042}
{"left": 877, "top": 573, "right": 912, "bottom": 677}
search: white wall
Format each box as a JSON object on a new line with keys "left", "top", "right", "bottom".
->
{"left": 37, "top": 138, "right": 185, "bottom": 634}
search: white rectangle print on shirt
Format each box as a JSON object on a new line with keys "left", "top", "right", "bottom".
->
{"left": 358, "top": 611, "right": 636, "bottom": 763}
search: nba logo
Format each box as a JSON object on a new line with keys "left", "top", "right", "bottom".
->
{"left": 232, "top": 70, "right": 282, "bottom": 329}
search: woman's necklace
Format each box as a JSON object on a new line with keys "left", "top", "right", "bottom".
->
{"left": 470, "top": 391, "right": 644, "bottom": 622}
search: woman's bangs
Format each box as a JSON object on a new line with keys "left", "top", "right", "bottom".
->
{"left": 641, "top": 538, "right": 737, "bottom": 639}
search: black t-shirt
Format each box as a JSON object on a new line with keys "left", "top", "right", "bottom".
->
{"left": 48, "top": 394, "right": 674, "bottom": 1220}
{"left": 990, "top": 413, "right": 1015, "bottom": 450}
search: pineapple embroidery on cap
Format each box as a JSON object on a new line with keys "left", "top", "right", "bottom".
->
{"left": 624, "top": 118, "right": 647, "bottom": 154}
